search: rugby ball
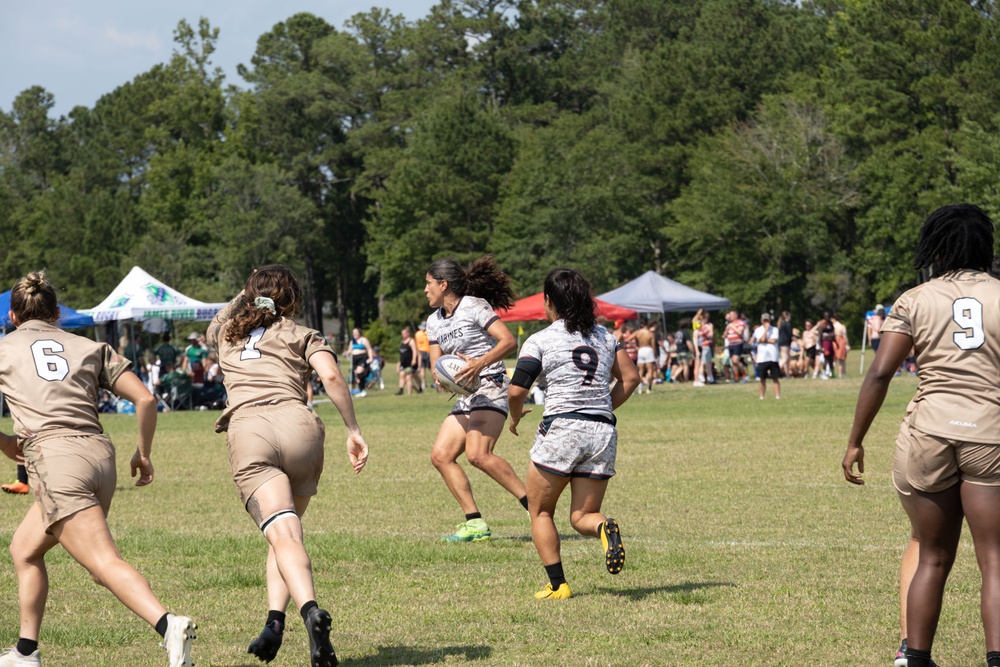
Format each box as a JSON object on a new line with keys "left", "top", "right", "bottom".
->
{"left": 434, "top": 355, "right": 481, "bottom": 396}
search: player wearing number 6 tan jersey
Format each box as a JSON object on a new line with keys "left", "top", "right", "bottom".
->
{"left": 207, "top": 264, "right": 367, "bottom": 667}
{"left": 0, "top": 272, "right": 196, "bottom": 667}
{"left": 842, "top": 204, "right": 1000, "bottom": 667}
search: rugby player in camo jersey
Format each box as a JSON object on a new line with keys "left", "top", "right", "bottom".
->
{"left": 507, "top": 268, "right": 640, "bottom": 599}
{"left": 424, "top": 256, "right": 528, "bottom": 542}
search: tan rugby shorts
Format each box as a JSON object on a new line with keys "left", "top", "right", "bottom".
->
{"left": 24, "top": 432, "right": 116, "bottom": 533}
{"left": 895, "top": 419, "right": 1000, "bottom": 493}
{"left": 227, "top": 402, "right": 325, "bottom": 507}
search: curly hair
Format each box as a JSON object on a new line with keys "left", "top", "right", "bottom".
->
{"left": 914, "top": 203, "right": 994, "bottom": 274}
{"left": 11, "top": 271, "right": 59, "bottom": 323}
{"left": 224, "top": 265, "right": 303, "bottom": 345}
{"left": 427, "top": 255, "right": 516, "bottom": 310}
{"left": 543, "top": 268, "right": 596, "bottom": 336}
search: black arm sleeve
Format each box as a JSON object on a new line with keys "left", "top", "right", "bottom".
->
{"left": 510, "top": 357, "right": 542, "bottom": 389}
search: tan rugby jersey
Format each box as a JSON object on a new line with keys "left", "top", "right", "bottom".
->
{"left": 0, "top": 320, "right": 130, "bottom": 442}
{"left": 210, "top": 317, "right": 335, "bottom": 432}
{"left": 882, "top": 270, "right": 1000, "bottom": 443}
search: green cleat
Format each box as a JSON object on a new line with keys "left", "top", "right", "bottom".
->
{"left": 442, "top": 518, "right": 491, "bottom": 542}
{"left": 600, "top": 518, "right": 625, "bottom": 574}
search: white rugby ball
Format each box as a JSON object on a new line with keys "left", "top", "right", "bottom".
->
{"left": 434, "top": 354, "right": 481, "bottom": 396}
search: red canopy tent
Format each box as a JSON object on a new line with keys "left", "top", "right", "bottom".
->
{"left": 498, "top": 293, "right": 638, "bottom": 323}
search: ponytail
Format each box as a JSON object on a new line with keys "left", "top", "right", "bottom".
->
{"left": 543, "top": 268, "right": 596, "bottom": 336}
{"left": 225, "top": 265, "right": 303, "bottom": 345}
{"left": 427, "top": 255, "right": 516, "bottom": 310}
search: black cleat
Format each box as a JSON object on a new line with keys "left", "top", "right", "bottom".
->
{"left": 305, "top": 607, "right": 338, "bottom": 667}
{"left": 247, "top": 620, "right": 283, "bottom": 663}
{"left": 600, "top": 518, "right": 626, "bottom": 574}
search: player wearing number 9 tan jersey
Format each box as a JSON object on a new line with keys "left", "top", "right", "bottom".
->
{"left": 206, "top": 264, "right": 367, "bottom": 667}
{"left": 842, "top": 204, "right": 1000, "bottom": 667}
{"left": 882, "top": 269, "right": 1000, "bottom": 443}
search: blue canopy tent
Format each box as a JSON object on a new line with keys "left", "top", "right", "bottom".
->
{"left": 0, "top": 290, "right": 96, "bottom": 329}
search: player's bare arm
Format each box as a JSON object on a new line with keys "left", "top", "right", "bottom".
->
{"left": 0, "top": 431, "right": 22, "bottom": 463}
{"left": 206, "top": 290, "right": 246, "bottom": 345}
{"left": 842, "top": 331, "right": 913, "bottom": 485}
{"left": 112, "top": 369, "right": 158, "bottom": 486}
{"left": 455, "top": 319, "right": 516, "bottom": 385}
{"left": 310, "top": 349, "right": 369, "bottom": 474}
{"left": 507, "top": 385, "right": 532, "bottom": 436}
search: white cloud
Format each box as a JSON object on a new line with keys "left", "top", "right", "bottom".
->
{"left": 103, "top": 26, "right": 164, "bottom": 52}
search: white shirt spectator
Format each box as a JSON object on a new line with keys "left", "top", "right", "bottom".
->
{"left": 752, "top": 324, "right": 779, "bottom": 364}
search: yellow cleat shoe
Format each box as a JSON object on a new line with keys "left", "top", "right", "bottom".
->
{"left": 600, "top": 518, "right": 625, "bottom": 574}
{"left": 534, "top": 583, "right": 572, "bottom": 599}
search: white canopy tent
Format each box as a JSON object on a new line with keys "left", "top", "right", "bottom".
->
{"left": 597, "top": 270, "right": 731, "bottom": 314}
{"left": 81, "top": 266, "right": 228, "bottom": 322}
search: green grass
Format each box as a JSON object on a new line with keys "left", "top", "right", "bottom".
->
{"left": 0, "top": 373, "right": 988, "bottom": 666}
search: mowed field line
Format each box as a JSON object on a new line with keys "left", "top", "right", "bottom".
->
{"left": 0, "top": 371, "right": 991, "bottom": 666}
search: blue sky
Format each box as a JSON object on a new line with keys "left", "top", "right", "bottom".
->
{"left": 1, "top": 0, "right": 438, "bottom": 118}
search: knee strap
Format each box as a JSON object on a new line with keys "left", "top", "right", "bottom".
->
{"left": 260, "top": 509, "right": 298, "bottom": 536}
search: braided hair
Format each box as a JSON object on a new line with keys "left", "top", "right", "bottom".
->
{"left": 427, "top": 255, "right": 516, "bottom": 310}
{"left": 543, "top": 268, "right": 597, "bottom": 336}
{"left": 11, "top": 272, "right": 59, "bottom": 323}
{"left": 224, "top": 265, "right": 303, "bottom": 345}
{"left": 914, "top": 204, "right": 994, "bottom": 274}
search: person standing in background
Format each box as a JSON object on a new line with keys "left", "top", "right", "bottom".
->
{"left": 778, "top": 311, "right": 793, "bottom": 378}
{"left": 751, "top": 313, "right": 781, "bottom": 400}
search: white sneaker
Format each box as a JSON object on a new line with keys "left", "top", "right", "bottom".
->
{"left": 0, "top": 648, "right": 41, "bottom": 667}
{"left": 161, "top": 614, "right": 196, "bottom": 667}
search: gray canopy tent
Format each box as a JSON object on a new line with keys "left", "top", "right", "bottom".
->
{"left": 597, "top": 270, "right": 730, "bottom": 315}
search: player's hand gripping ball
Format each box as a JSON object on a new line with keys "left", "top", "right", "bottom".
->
{"left": 434, "top": 355, "right": 481, "bottom": 396}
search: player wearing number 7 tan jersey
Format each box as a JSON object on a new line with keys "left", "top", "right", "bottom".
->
{"left": 206, "top": 264, "right": 367, "bottom": 667}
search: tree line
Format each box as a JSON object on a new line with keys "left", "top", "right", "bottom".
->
{"left": 2, "top": 0, "right": 999, "bottom": 342}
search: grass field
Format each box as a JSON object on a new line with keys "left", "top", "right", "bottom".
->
{"left": 0, "top": 371, "right": 989, "bottom": 666}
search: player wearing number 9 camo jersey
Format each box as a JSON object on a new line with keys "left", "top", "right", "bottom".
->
{"left": 207, "top": 265, "right": 368, "bottom": 667}
{"left": 0, "top": 272, "right": 197, "bottom": 667}
{"left": 507, "top": 268, "right": 639, "bottom": 600}
{"left": 841, "top": 204, "right": 1000, "bottom": 667}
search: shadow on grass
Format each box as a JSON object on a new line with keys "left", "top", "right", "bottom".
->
{"left": 594, "top": 581, "right": 734, "bottom": 601}
{"left": 495, "top": 533, "right": 587, "bottom": 543}
{"left": 340, "top": 644, "right": 492, "bottom": 665}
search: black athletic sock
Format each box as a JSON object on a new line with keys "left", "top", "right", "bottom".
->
{"left": 299, "top": 600, "right": 318, "bottom": 623}
{"left": 544, "top": 562, "right": 566, "bottom": 589}
{"left": 16, "top": 638, "right": 38, "bottom": 656}
{"left": 154, "top": 613, "right": 169, "bottom": 638}
{"left": 987, "top": 650, "right": 1000, "bottom": 667}
{"left": 905, "top": 647, "right": 932, "bottom": 667}
{"left": 266, "top": 610, "right": 286, "bottom": 631}
{"left": 519, "top": 496, "right": 529, "bottom": 511}
{"left": 16, "top": 465, "right": 27, "bottom": 485}
{"left": 465, "top": 512, "right": 482, "bottom": 522}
